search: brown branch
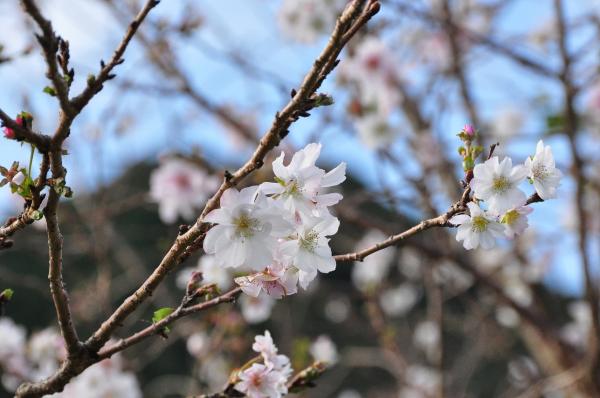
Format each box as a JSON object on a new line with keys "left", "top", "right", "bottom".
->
{"left": 44, "top": 186, "right": 81, "bottom": 355}
{"left": 20, "top": 0, "right": 72, "bottom": 114}
{"left": 97, "top": 287, "right": 242, "bottom": 360}
{"left": 69, "top": 0, "right": 161, "bottom": 118}
{"left": 85, "top": 0, "right": 379, "bottom": 354}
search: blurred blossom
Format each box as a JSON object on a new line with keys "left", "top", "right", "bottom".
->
{"left": 240, "top": 293, "right": 275, "bottom": 324}
{"left": 27, "top": 328, "right": 66, "bottom": 382}
{"left": 51, "top": 355, "right": 141, "bottom": 398}
{"left": 561, "top": 301, "right": 592, "bottom": 349}
{"left": 432, "top": 261, "right": 473, "bottom": 292}
{"left": 278, "top": 0, "right": 346, "bottom": 43}
{"left": 353, "top": 113, "right": 397, "bottom": 149}
{"left": 501, "top": 264, "right": 533, "bottom": 307}
{"left": 176, "top": 255, "right": 233, "bottom": 291}
{"left": 149, "top": 158, "right": 219, "bottom": 224}
{"left": 379, "top": 284, "right": 418, "bottom": 317}
{"left": 352, "top": 230, "right": 395, "bottom": 291}
{"left": 338, "top": 390, "right": 362, "bottom": 398}
{"left": 495, "top": 306, "right": 520, "bottom": 328}
{"left": 400, "top": 365, "right": 441, "bottom": 398}
{"left": 398, "top": 247, "right": 423, "bottom": 280}
{"left": 508, "top": 356, "right": 539, "bottom": 389}
{"left": 340, "top": 36, "right": 401, "bottom": 116}
{"left": 199, "top": 355, "right": 230, "bottom": 393}
{"left": 413, "top": 321, "right": 440, "bottom": 361}
{"left": 324, "top": 295, "right": 350, "bottom": 323}
{"left": 187, "top": 331, "right": 209, "bottom": 358}
{"left": 309, "top": 335, "right": 338, "bottom": 365}
{"left": 491, "top": 107, "right": 524, "bottom": 139}
{"left": 0, "top": 317, "right": 27, "bottom": 391}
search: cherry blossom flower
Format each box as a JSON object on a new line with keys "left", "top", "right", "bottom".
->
{"left": 149, "top": 158, "right": 219, "bottom": 223}
{"left": 203, "top": 187, "right": 290, "bottom": 270}
{"left": 280, "top": 213, "right": 339, "bottom": 286}
{"left": 524, "top": 140, "right": 562, "bottom": 200}
{"left": 235, "top": 255, "right": 298, "bottom": 299}
{"left": 253, "top": 331, "right": 292, "bottom": 373}
{"left": 471, "top": 156, "right": 528, "bottom": 214}
{"left": 450, "top": 202, "right": 504, "bottom": 250}
{"left": 260, "top": 143, "right": 346, "bottom": 217}
{"left": 235, "top": 363, "right": 288, "bottom": 398}
{"left": 501, "top": 203, "right": 533, "bottom": 239}
{"left": 235, "top": 331, "right": 292, "bottom": 398}
{"left": 491, "top": 107, "right": 524, "bottom": 139}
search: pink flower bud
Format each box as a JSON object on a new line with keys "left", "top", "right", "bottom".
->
{"left": 463, "top": 124, "right": 476, "bottom": 137}
{"left": 3, "top": 126, "right": 15, "bottom": 139}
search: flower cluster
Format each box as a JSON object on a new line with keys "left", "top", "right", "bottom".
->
{"left": 451, "top": 140, "right": 562, "bottom": 250}
{"left": 0, "top": 318, "right": 140, "bottom": 396}
{"left": 204, "top": 143, "right": 345, "bottom": 297}
{"left": 149, "top": 158, "right": 220, "bottom": 224}
{"left": 235, "top": 331, "right": 293, "bottom": 398}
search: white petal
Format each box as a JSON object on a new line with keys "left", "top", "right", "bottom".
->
{"left": 321, "top": 162, "right": 346, "bottom": 187}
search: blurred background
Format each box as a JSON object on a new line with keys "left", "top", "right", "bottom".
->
{"left": 0, "top": 0, "right": 599, "bottom": 397}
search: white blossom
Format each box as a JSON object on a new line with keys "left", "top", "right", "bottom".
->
{"left": 187, "top": 331, "right": 209, "bottom": 358}
{"left": 203, "top": 187, "right": 290, "bottom": 270}
{"left": 450, "top": 202, "right": 504, "bottom": 250}
{"left": 491, "top": 107, "right": 524, "bottom": 139}
{"left": 471, "top": 156, "right": 528, "bottom": 214}
{"left": 260, "top": 143, "right": 346, "bottom": 217}
{"left": 524, "top": 140, "right": 562, "bottom": 200}
{"left": 149, "top": 158, "right": 219, "bottom": 223}
{"left": 280, "top": 213, "right": 340, "bottom": 287}
{"left": 501, "top": 203, "right": 533, "bottom": 239}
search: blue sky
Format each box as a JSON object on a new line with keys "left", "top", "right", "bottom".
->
{"left": 0, "top": 0, "right": 597, "bottom": 295}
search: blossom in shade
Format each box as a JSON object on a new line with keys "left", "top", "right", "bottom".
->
{"left": 450, "top": 202, "right": 504, "bottom": 250}
{"left": 235, "top": 363, "right": 288, "bottom": 398}
{"left": 235, "top": 331, "right": 292, "bottom": 398}
{"left": 260, "top": 143, "right": 346, "bottom": 217}
{"left": 149, "top": 158, "right": 219, "bottom": 223}
{"left": 524, "top": 140, "right": 562, "bottom": 200}
{"left": 203, "top": 187, "right": 290, "bottom": 270}
{"left": 501, "top": 203, "right": 534, "bottom": 239}
{"left": 471, "top": 156, "right": 528, "bottom": 214}
{"left": 235, "top": 255, "right": 299, "bottom": 299}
